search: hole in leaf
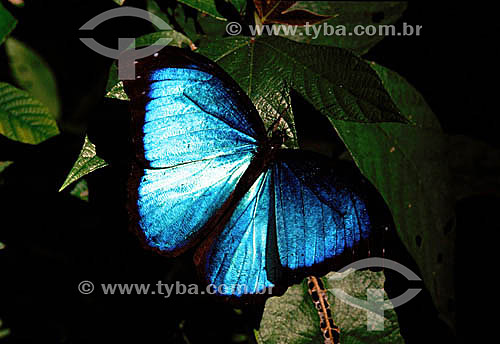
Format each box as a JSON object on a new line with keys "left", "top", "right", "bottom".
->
{"left": 415, "top": 235, "right": 422, "bottom": 247}
{"left": 443, "top": 217, "right": 455, "bottom": 235}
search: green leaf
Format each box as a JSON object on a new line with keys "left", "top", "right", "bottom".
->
{"left": 135, "top": 30, "right": 194, "bottom": 49}
{"left": 0, "top": 82, "right": 59, "bottom": 144}
{"left": 113, "top": 0, "right": 126, "bottom": 5}
{"left": 0, "top": 160, "right": 13, "bottom": 173}
{"left": 105, "top": 63, "right": 120, "bottom": 94}
{"left": 275, "top": 2, "right": 407, "bottom": 55}
{"left": 159, "top": 2, "right": 230, "bottom": 43}
{"left": 331, "top": 62, "right": 455, "bottom": 330}
{"left": 177, "top": 0, "right": 244, "bottom": 20}
{"left": 5, "top": 37, "right": 61, "bottom": 119}
{"left": 325, "top": 271, "right": 404, "bottom": 343}
{"left": 0, "top": 2, "right": 17, "bottom": 45}
{"left": 70, "top": 179, "right": 89, "bottom": 202}
{"left": 447, "top": 135, "right": 500, "bottom": 200}
{"left": 105, "top": 81, "right": 129, "bottom": 100}
{"left": 197, "top": 36, "right": 404, "bottom": 146}
{"left": 254, "top": 0, "right": 331, "bottom": 26}
{"left": 0, "top": 317, "right": 10, "bottom": 339}
{"left": 59, "top": 135, "right": 108, "bottom": 192}
{"left": 257, "top": 272, "right": 403, "bottom": 344}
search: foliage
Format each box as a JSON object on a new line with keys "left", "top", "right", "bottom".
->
{"left": 59, "top": 135, "right": 108, "bottom": 192}
{"left": 1, "top": 1, "right": 484, "bottom": 343}
{"left": 0, "top": 82, "right": 59, "bottom": 144}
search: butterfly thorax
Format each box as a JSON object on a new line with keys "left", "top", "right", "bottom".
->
{"left": 254, "top": 130, "right": 285, "bottom": 170}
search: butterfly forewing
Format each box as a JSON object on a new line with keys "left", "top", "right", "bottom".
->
{"left": 124, "top": 47, "right": 266, "bottom": 256}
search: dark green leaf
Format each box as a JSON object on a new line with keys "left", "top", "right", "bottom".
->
{"left": 135, "top": 30, "right": 194, "bottom": 49}
{"left": 150, "top": 1, "right": 230, "bottom": 44}
{"left": 0, "top": 2, "right": 17, "bottom": 45}
{"left": 275, "top": 2, "right": 407, "bottom": 55}
{"left": 257, "top": 272, "right": 403, "bottom": 344}
{"left": 0, "top": 82, "right": 59, "bottom": 144}
{"left": 59, "top": 135, "right": 108, "bottom": 191}
{"left": 105, "top": 63, "right": 120, "bottom": 94}
{"left": 70, "top": 179, "right": 89, "bottom": 202}
{"left": 177, "top": 0, "right": 244, "bottom": 20}
{"left": 254, "top": 0, "right": 331, "bottom": 25}
{"left": 331, "top": 62, "right": 455, "bottom": 330}
{"left": 5, "top": 38, "right": 61, "bottom": 119}
{"left": 0, "top": 160, "right": 13, "bottom": 173}
{"left": 197, "top": 36, "right": 405, "bottom": 146}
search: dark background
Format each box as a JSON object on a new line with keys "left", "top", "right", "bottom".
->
{"left": 0, "top": 1, "right": 496, "bottom": 343}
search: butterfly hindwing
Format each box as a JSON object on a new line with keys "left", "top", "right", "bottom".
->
{"left": 200, "top": 169, "right": 278, "bottom": 297}
{"left": 196, "top": 150, "right": 383, "bottom": 299}
{"left": 125, "top": 47, "right": 266, "bottom": 256}
{"left": 273, "top": 151, "right": 374, "bottom": 272}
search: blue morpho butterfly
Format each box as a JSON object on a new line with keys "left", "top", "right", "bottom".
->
{"left": 123, "top": 47, "right": 391, "bottom": 303}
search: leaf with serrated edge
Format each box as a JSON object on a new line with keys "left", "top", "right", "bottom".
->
{"left": 59, "top": 135, "right": 108, "bottom": 191}
{"left": 254, "top": 0, "right": 332, "bottom": 25}
{"left": 278, "top": 2, "right": 408, "bottom": 55}
{"left": 0, "top": 82, "right": 59, "bottom": 144}
{"left": 196, "top": 36, "right": 405, "bottom": 146}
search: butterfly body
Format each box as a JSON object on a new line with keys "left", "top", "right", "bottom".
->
{"left": 124, "top": 47, "right": 392, "bottom": 302}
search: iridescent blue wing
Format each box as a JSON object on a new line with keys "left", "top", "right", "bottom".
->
{"left": 272, "top": 151, "right": 378, "bottom": 272}
{"left": 124, "top": 47, "right": 267, "bottom": 256}
{"left": 197, "top": 169, "right": 277, "bottom": 297}
{"left": 196, "top": 150, "right": 386, "bottom": 299}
